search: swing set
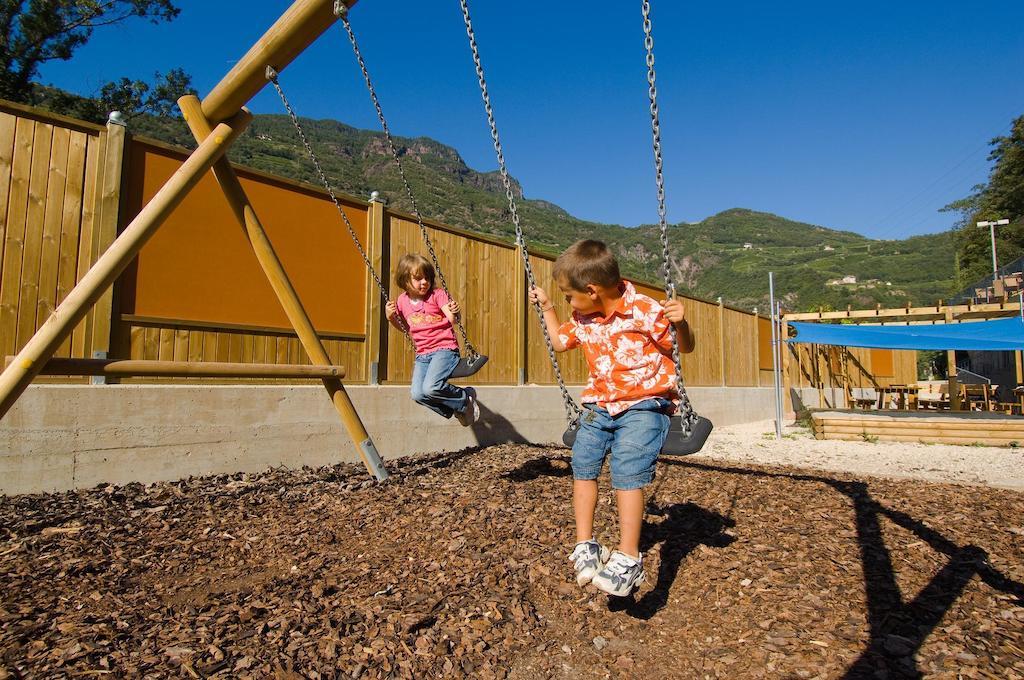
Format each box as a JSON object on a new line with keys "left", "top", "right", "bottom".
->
{"left": 0, "top": 0, "right": 712, "bottom": 481}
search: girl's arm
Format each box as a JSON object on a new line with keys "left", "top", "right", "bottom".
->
{"left": 385, "top": 300, "right": 406, "bottom": 331}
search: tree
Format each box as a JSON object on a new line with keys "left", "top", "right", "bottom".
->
{"left": 943, "top": 114, "right": 1024, "bottom": 285}
{"left": 0, "top": 0, "right": 180, "bottom": 103}
{"left": 98, "top": 67, "right": 195, "bottom": 119}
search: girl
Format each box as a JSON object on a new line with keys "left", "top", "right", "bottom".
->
{"left": 385, "top": 254, "right": 479, "bottom": 425}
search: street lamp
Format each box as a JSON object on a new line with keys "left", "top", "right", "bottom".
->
{"left": 977, "top": 218, "right": 1010, "bottom": 280}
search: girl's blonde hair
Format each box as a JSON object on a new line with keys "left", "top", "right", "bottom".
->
{"left": 394, "top": 253, "right": 435, "bottom": 291}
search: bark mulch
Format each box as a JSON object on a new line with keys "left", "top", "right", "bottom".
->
{"left": 1, "top": 444, "right": 1023, "bottom": 679}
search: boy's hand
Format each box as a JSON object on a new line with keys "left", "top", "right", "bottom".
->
{"left": 385, "top": 301, "right": 398, "bottom": 320}
{"left": 444, "top": 300, "right": 461, "bottom": 316}
{"left": 662, "top": 298, "right": 686, "bottom": 325}
{"left": 529, "top": 286, "right": 551, "bottom": 308}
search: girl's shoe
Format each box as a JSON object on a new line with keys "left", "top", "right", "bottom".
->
{"left": 591, "top": 551, "right": 645, "bottom": 596}
{"left": 569, "top": 540, "right": 610, "bottom": 586}
{"left": 454, "top": 387, "right": 480, "bottom": 426}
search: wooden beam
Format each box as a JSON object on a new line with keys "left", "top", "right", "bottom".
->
{"left": 201, "top": 0, "right": 357, "bottom": 124}
{"left": 178, "top": 95, "right": 387, "bottom": 482}
{"left": 7, "top": 357, "right": 345, "bottom": 379}
{"left": 784, "top": 300, "right": 1017, "bottom": 322}
{"left": 0, "top": 111, "right": 252, "bottom": 420}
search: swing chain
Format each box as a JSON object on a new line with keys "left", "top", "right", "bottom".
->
{"left": 340, "top": 15, "right": 479, "bottom": 362}
{"left": 642, "top": 0, "right": 696, "bottom": 429}
{"left": 459, "top": 0, "right": 582, "bottom": 426}
{"left": 266, "top": 66, "right": 414, "bottom": 344}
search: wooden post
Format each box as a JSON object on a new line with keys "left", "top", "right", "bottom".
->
{"left": 202, "top": 0, "right": 356, "bottom": 124}
{"left": 0, "top": 112, "right": 252, "bottom": 419}
{"left": 946, "top": 308, "right": 960, "bottom": 411}
{"left": 177, "top": 96, "right": 386, "bottom": 481}
{"left": 781, "top": 315, "right": 792, "bottom": 417}
{"left": 718, "top": 297, "right": 726, "bottom": 386}
{"left": 515, "top": 244, "right": 527, "bottom": 385}
{"left": 1016, "top": 350, "right": 1022, "bottom": 385}
{"left": 365, "top": 194, "right": 387, "bottom": 384}
{"left": 89, "top": 117, "right": 128, "bottom": 361}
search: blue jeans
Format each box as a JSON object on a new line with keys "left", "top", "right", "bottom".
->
{"left": 571, "top": 398, "right": 672, "bottom": 490}
{"left": 411, "top": 349, "right": 468, "bottom": 418}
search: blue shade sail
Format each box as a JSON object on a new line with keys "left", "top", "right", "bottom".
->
{"left": 787, "top": 317, "right": 1024, "bottom": 350}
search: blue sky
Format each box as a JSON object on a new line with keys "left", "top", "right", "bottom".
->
{"left": 36, "top": 0, "right": 1024, "bottom": 239}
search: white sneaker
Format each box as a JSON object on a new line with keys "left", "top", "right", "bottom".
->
{"left": 569, "top": 540, "right": 610, "bottom": 587}
{"left": 591, "top": 551, "right": 645, "bottom": 596}
{"left": 454, "top": 387, "right": 479, "bottom": 426}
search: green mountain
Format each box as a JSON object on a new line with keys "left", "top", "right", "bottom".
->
{"left": 123, "top": 110, "right": 955, "bottom": 312}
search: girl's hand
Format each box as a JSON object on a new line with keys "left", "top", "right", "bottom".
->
{"left": 662, "top": 298, "right": 686, "bottom": 325}
{"left": 445, "top": 299, "right": 461, "bottom": 316}
{"left": 385, "top": 301, "right": 398, "bottom": 320}
{"left": 529, "top": 286, "right": 550, "bottom": 307}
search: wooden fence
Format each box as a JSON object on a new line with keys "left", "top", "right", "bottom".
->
{"left": 0, "top": 100, "right": 909, "bottom": 392}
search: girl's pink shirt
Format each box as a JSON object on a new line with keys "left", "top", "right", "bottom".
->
{"left": 396, "top": 287, "right": 460, "bottom": 355}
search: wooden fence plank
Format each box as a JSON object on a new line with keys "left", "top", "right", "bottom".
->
{"left": 0, "top": 113, "right": 18, "bottom": 273}
{"left": 55, "top": 131, "right": 90, "bottom": 357}
{"left": 14, "top": 120, "right": 53, "bottom": 352}
{"left": 35, "top": 126, "right": 71, "bottom": 333}
{"left": 0, "top": 118, "right": 35, "bottom": 359}
{"left": 71, "top": 133, "right": 103, "bottom": 358}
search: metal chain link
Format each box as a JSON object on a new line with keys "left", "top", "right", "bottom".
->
{"left": 459, "top": 0, "right": 581, "bottom": 426}
{"left": 340, "top": 14, "right": 479, "bottom": 361}
{"left": 266, "top": 66, "right": 413, "bottom": 345}
{"left": 643, "top": 0, "right": 696, "bottom": 429}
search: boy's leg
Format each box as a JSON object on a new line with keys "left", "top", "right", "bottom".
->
{"left": 421, "top": 349, "right": 467, "bottom": 414}
{"left": 615, "top": 488, "right": 645, "bottom": 558}
{"left": 574, "top": 479, "right": 599, "bottom": 543}
{"left": 568, "top": 408, "right": 614, "bottom": 586}
{"left": 410, "top": 353, "right": 455, "bottom": 418}
{"left": 591, "top": 400, "right": 669, "bottom": 596}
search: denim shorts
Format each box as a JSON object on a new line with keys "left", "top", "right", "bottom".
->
{"left": 571, "top": 398, "right": 672, "bottom": 490}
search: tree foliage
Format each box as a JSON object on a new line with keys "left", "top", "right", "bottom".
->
{"left": 0, "top": 0, "right": 180, "bottom": 102}
{"left": 944, "top": 115, "right": 1024, "bottom": 285}
{"left": 98, "top": 67, "right": 194, "bottom": 119}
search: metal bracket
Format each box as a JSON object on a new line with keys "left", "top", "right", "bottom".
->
{"left": 334, "top": 1, "right": 348, "bottom": 18}
{"left": 369, "top": 361, "right": 379, "bottom": 385}
{"left": 360, "top": 438, "right": 388, "bottom": 482}
{"left": 265, "top": 65, "right": 279, "bottom": 81}
{"left": 90, "top": 351, "right": 108, "bottom": 385}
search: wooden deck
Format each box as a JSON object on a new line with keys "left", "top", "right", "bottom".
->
{"left": 811, "top": 409, "right": 1024, "bottom": 447}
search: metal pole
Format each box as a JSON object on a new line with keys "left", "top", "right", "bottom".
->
{"left": 769, "top": 273, "right": 782, "bottom": 439}
{"left": 991, "top": 222, "right": 999, "bottom": 281}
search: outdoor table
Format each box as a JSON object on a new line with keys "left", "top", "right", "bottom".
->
{"left": 877, "top": 384, "right": 919, "bottom": 410}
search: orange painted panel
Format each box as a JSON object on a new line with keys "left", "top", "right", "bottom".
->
{"left": 870, "top": 348, "right": 895, "bottom": 377}
{"left": 120, "top": 142, "right": 367, "bottom": 335}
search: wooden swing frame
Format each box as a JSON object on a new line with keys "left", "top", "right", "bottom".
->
{"left": 0, "top": 0, "right": 390, "bottom": 481}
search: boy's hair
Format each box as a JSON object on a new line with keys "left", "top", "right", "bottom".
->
{"left": 553, "top": 240, "right": 621, "bottom": 290}
{"left": 394, "top": 253, "right": 435, "bottom": 290}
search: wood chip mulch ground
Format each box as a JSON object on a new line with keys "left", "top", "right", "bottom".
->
{"left": 1, "top": 444, "right": 1023, "bottom": 679}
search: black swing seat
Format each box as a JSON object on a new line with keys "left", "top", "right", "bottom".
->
{"left": 449, "top": 353, "right": 489, "bottom": 379}
{"left": 562, "top": 413, "right": 713, "bottom": 456}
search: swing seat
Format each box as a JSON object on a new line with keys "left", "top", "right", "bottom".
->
{"left": 449, "top": 353, "right": 489, "bottom": 379}
{"left": 561, "top": 413, "right": 713, "bottom": 456}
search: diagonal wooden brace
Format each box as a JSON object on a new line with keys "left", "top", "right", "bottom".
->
{"left": 178, "top": 95, "right": 387, "bottom": 482}
{"left": 0, "top": 111, "right": 253, "bottom": 419}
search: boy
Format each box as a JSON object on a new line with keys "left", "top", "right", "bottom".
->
{"left": 528, "top": 240, "right": 694, "bottom": 596}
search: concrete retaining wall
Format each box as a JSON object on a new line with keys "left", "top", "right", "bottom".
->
{"left": 0, "top": 385, "right": 777, "bottom": 495}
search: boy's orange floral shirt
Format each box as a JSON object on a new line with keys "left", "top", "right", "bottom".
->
{"left": 557, "top": 281, "right": 680, "bottom": 416}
